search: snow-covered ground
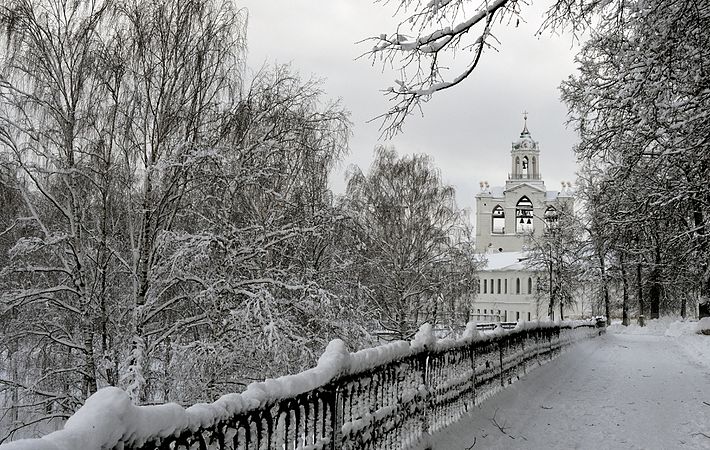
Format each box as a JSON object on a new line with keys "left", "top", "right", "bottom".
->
{"left": 433, "top": 321, "right": 710, "bottom": 449}
{"left": 608, "top": 317, "right": 710, "bottom": 372}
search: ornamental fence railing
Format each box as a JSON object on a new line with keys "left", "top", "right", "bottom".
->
{"left": 2, "top": 320, "right": 603, "bottom": 450}
{"left": 508, "top": 173, "right": 543, "bottom": 180}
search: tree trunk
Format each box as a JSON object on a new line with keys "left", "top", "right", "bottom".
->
{"left": 599, "top": 252, "right": 610, "bottom": 322}
{"left": 650, "top": 245, "right": 662, "bottom": 319}
{"left": 620, "top": 253, "right": 629, "bottom": 326}
{"left": 548, "top": 259, "right": 554, "bottom": 320}
{"left": 127, "top": 176, "right": 155, "bottom": 402}
{"left": 691, "top": 196, "right": 710, "bottom": 309}
{"left": 82, "top": 321, "right": 98, "bottom": 396}
{"left": 9, "top": 338, "right": 18, "bottom": 425}
{"left": 680, "top": 295, "right": 687, "bottom": 318}
{"left": 636, "top": 260, "right": 644, "bottom": 321}
{"left": 163, "top": 337, "right": 172, "bottom": 402}
{"left": 649, "top": 270, "right": 661, "bottom": 319}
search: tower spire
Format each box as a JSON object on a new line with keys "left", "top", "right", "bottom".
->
{"left": 522, "top": 110, "right": 529, "bottom": 134}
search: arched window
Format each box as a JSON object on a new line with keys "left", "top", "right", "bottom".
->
{"left": 532, "top": 156, "right": 537, "bottom": 176}
{"left": 504, "top": 279, "right": 508, "bottom": 293}
{"left": 522, "top": 156, "right": 529, "bottom": 177}
{"left": 497, "top": 279, "right": 501, "bottom": 294}
{"left": 483, "top": 279, "right": 487, "bottom": 294}
{"left": 491, "top": 205, "right": 505, "bottom": 234}
{"left": 516, "top": 278, "right": 520, "bottom": 294}
{"left": 516, "top": 196, "right": 534, "bottom": 233}
{"left": 515, "top": 156, "right": 520, "bottom": 174}
{"left": 528, "top": 277, "right": 532, "bottom": 294}
{"left": 545, "top": 206, "right": 558, "bottom": 226}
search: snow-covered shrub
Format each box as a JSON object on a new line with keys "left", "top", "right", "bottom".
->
{"left": 696, "top": 317, "right": 710, "bottom": 335}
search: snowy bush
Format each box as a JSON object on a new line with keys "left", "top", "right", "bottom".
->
{"left": 696, "top": 317, "right": 710, "bottom": 335}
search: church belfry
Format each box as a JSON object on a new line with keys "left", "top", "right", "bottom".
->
{"left": 510, "top": 112, "right": 541, "bottom": 181}
{"left": 473, "top": 113, "right": 584, "bottom": 322}
{"left": 475, "top": 114, "right": 572, "bottom": 253}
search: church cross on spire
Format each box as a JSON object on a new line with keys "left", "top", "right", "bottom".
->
{"left": 522, "top": 110, "right": 530, "bottom": 134}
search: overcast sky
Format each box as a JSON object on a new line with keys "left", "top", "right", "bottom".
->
{"left": 240, "top": 1, "right": 582, "bottom": 217}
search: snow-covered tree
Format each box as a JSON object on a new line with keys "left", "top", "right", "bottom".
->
{"left": 343, "top": 147, "right": 478, "bottom": 339}
{"left": 562, "top": 0, "right": 710, "bottom": 319}
{"left": 0, "top": 0, "right": 363, "bottom": 440}
{"left": 143, "top": 65, "right": 364, "bottom": 403}
{"left": 0, "top": 0, "right": 125, "bottom": 438}
{"left": 525, "top": 201, "right": 584, "bottom": 320}
{"left": 109, "top": 0, "right": 247, "bottom": 402}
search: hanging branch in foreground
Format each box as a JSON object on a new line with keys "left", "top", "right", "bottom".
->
{"left": 363, "top": 0, "right": 621, "bottom": 137}
{"left": 362, "top": 0, "right": 514, "bottom": 137}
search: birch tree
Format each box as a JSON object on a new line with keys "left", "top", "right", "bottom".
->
{"left": 343, "top": 147, "right": 478, "bottom": 339}
{"left": 111, "top": 0, "right": 247, "bottom": 402}
{"left": 0, "top": 0, "right": 122, "bottom": 438}
{"left": 140, "top": 66, "right": 361, "bottom": 402}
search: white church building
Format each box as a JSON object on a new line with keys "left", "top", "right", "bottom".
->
{"left": 474, "top": 117, "right": 578, "bottom": 322}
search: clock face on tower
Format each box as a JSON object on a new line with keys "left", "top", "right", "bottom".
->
{"left": 522, "top": 141, "right": 529, "bottom": 149}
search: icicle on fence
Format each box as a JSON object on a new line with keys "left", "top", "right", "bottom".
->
{"left": 0, "top": 321, "right": 603, "bottom": 450}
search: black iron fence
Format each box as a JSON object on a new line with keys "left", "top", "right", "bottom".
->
{"left": 2, "top": 321, "right": 602, "bottom": 450}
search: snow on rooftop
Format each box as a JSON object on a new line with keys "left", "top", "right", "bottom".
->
{"left": 477, "top": 186, "right": 505, "bottom": 198}
{"left": 481, "top": 251, "right": 529, "bottom": 271}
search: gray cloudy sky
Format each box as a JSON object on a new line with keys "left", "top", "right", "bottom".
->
{"left": 240, "top": 1, "right": 581, "bottom": 216}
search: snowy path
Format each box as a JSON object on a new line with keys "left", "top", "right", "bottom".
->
{"left": 433, "top": 333, "right": 710, "bottom": 449}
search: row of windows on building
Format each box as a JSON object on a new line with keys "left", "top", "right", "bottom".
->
{"left": 475, "top": 309, "right": 532, "bottom": 322}
{"left": 479, "top": 276, "right": 534, "bottom": 295}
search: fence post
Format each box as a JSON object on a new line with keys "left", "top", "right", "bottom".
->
{"left": 521, "top": 331, "right": 527, "bottom": 375}
{"left": 419, "top": 351, "right": 433, "bottom": 449}
{"left": 469, "top": 345, "right": 476, "bottom": 412}
{"left": 498, "top": 337, "right": 505, "bottom": 387}
{"left": 327, "top": 384, "right": 344, "bottom": 450}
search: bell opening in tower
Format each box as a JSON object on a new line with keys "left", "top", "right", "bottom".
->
{"left": 516, "top": 196, "right": 534, "bottom": 233}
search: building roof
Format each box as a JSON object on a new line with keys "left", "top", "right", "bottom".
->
{"left": 512, "top": 118, "right": 539, "bottom": 152}
{"left": 477, "top": 186, "right": 505, "bottom": 199}
{"left": 478, "top": 188, "right": 573, "bottom": 203}
{"left": 481, "top": 251, "right": 530, "bottom": 272}
{"left": 547, "top": 186, "right": 575, "bottom": 201}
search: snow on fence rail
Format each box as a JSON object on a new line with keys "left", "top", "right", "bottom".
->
{"left": 1, "top": 320, "right": 603, "bottom": 450}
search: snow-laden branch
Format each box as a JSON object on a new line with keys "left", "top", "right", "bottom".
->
{"left": 370, "top": 0, "right": 508, "bottom": 55}
{"left": 2, "top": 285, "right": 83, "bottom": 314}
{"left": 363, "top": 0, "right": 512, "bottom": 137}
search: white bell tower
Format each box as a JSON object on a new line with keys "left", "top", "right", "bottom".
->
{"left": 475, "top": 113, "right": 572, "bottom": 253}
{"left": 509, "top": 112, "right": 542, "bottom": 183}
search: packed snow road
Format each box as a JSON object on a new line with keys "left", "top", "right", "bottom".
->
{"left": 433, "top": 333, "right": 710, "bottom": 449}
